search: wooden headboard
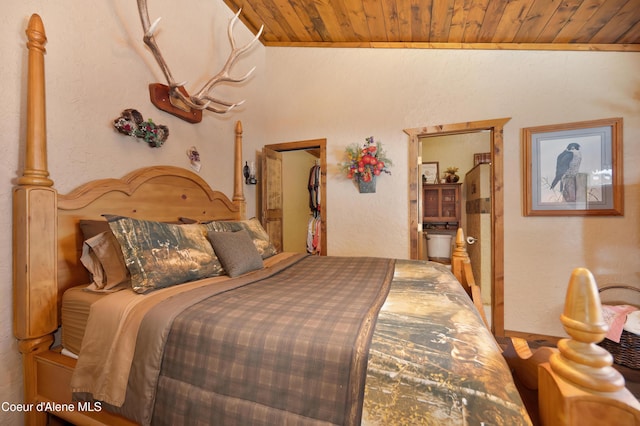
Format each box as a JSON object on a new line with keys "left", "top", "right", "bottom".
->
{"left": 13, "top": 13, "right": 246, "bottom": 358}
{"left": 56, "top": 166, "right": 244, "bottom": 298}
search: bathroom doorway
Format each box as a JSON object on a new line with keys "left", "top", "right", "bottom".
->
{"left": 420, "top": 132, "right": 492, "bottom": 321}
{"left": 405, "top": 118, "right": 511, "bottom": 336}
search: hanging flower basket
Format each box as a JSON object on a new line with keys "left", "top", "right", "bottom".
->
{"left": 340, "top": 136, "right": 392, "bottom": 194}
{"left": 357, "top": 175, "right": 376, "bottom": 193}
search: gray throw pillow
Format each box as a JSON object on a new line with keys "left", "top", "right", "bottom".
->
{"left": 207, "top": 229, "right": 264, "bottom": 278}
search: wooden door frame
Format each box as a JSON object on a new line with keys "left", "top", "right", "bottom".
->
{"left": 405, "top": 118, "right": 511, "bottom": 336}
{"left": 263, "top": 139, "right": 327, "bottom": 256}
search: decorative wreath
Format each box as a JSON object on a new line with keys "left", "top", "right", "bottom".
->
{"left": 113, "top": 109, "right": 169, "bottom": 148}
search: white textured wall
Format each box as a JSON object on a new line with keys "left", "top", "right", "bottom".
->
{"left": 262, "top": 47, "right": 640, "bottom": 337}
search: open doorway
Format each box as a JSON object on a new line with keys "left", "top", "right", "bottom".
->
{"left": 405, "top": 118, "right": 511, "bottom": 336}
{"left": 420, "top": 131, "right": 492, "bottom": 325}
{"left": 261, "top": 139, "right": 327, "bottom": 256}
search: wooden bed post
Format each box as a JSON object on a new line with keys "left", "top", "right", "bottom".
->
{"left": 451, "top": 228, "right": 489, "bottom": 329}
{"left": 13, "top": 14, "right": 57, "bottom": 426}
{"left": 233, "top": 120, "right": 246, "bottom": 218}
{"left": 451, "top": 228, "right": 469, "bottom": 287}
{"left": 539, "top": 268, "right": 640, "bottom": 425}
{"left": 20, "top": 14, "right": 53, "bottom": 188}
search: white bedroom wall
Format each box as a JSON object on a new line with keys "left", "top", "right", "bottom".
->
{"left": 262, "top": 47, "right": 640, "bottom": 337}
{"left": 1, "top": 1, "right": 265, "bottom": 424}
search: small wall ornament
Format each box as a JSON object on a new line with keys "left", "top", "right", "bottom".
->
{"left": 341, "top": 136, "right": 392, "bottom": 193}
{"left": 187, "top": 146, "right": 201, "bottom": 172}
{"left": 113, "top": 108, "right": 169, "bottom": 148}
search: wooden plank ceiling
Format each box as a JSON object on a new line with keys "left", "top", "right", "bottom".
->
{"left": 223, "top": 0, "right": 640, "bottom": 51}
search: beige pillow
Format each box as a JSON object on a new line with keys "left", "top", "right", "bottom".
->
{"left": 80, "top": 231, "right": 130, "bottom": 292}
{"left": 79, "top": 219, "right": 111, "bottom": 240}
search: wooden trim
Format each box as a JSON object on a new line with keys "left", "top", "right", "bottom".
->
{"left": 405, "top": 117, "right": 511, "bottom": 336}
{"left": 262, "top": 41, "right": 640, "bottom": 52}
{"left": 492, "top": 122, "right": 506, "bottom": 338}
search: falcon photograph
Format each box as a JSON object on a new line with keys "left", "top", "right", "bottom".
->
{"left": 523, "top": 118, "right": 623, "bottom": 216}
{"left": 538, "top": 134, "right": 606, "bottom": 205}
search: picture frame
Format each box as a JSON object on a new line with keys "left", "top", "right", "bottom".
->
{"left": 474, "top": 152, "right": 491, "bottom": 166}
{"left": 522, "top": 117, "right": 623, "bottom": 216}
{"left": 421, "top": 162, "right": 439, "bottom": 184}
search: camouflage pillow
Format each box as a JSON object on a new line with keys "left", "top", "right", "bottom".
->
{"left": 105, "top": 215, "right": 223, "bottom": 293}
{"left": 204, "top": 218, "right": 277, "bottom": 259}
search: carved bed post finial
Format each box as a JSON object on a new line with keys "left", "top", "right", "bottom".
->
{"left": 451, "top": 228, "right": 469, "bottom": 285}
{"left": 452, "top": 228, "right": 468, "bottom": 260}
{"left": 538, "top": 268, "right": 640, "bottom": 425}
{"left": 19, "top": 14, "right": 53, "bottom": 187}
{"left": 233, "top": 121, "right": 246, "bottom": 218}
{"left": 550, "top": 267, "right": 625, "bottom": 392}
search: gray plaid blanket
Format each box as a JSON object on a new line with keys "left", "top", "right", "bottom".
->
{"left": 120, "top": 254, "right": 394, "bottom": 425}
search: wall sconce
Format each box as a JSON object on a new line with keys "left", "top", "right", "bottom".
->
{"left": 243, "top": 161, "right": 257, "bottom": 185}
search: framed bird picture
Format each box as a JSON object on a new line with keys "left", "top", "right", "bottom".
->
{"left": 522, "top": 117, "right": 623, "bottom": 216}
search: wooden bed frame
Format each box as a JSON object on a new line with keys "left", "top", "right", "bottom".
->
{"left": 14, "top": 14, "right": 250, "bottom": 425}
{"left": 13, "top": 13, "right": 640, "bottom": 426}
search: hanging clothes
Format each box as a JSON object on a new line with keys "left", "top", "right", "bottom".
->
{"left": 307, "top": 162, "right": 321, "bottom": 255}
{"left": 307, "top": 216, "right": 321, "bottom": 255}
{"left": 308, "top": 162, "right": 321, "bottom": 217}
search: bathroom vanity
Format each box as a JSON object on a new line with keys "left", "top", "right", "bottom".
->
{"left": 422, "top": 183, "right": 462, "bottom": 227}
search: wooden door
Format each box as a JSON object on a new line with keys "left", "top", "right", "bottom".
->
{"left": 261, "top": 147, "right": 283, "bottom": 252}
{"left": 465, "top": 164, "right": 492, "bottom": 306}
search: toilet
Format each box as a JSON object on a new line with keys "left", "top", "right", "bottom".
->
{"left": 426, "top": 233, "right": 453, "bottom": 265}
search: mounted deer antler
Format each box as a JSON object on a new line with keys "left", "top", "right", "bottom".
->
{"left": 137, "top": 1, "right": 263, "bottom": 122}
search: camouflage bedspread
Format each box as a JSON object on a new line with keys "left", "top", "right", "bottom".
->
{"left": 362, "top": 260, "right": 531, "bottom": 425}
